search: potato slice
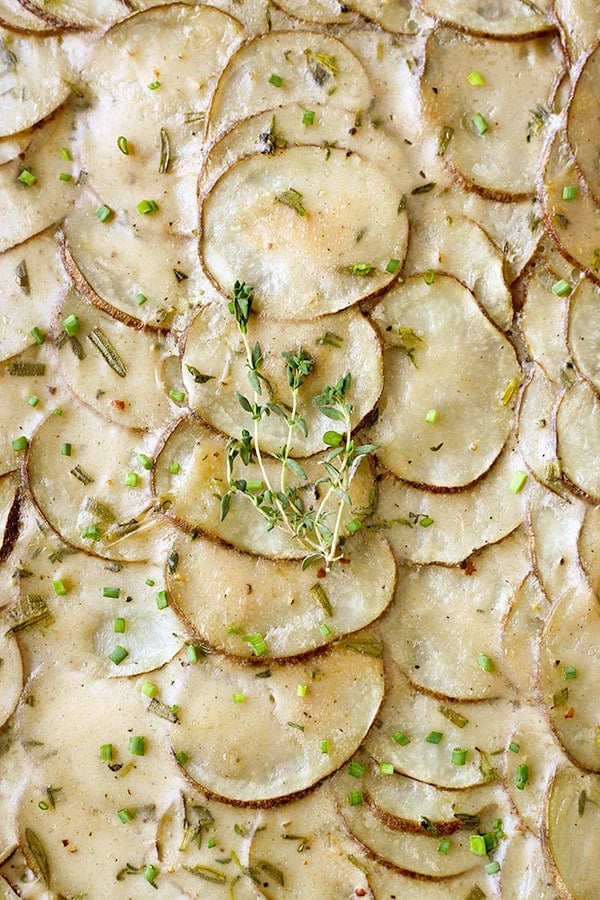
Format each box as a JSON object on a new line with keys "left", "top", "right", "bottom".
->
{"left": 0, "top": 630, "right": 21, "bottom": 730}
{"left": 520, "top": 265, "right": 571, "bottom": 386}
{"left": 517, "top": 365, "right": 565, "bottom": 493}
{"left": 552, "top": 0, "right": 600, "bottom": 63}
{"left": 182, "top": 303, "right": 383, "bottom": 457}
{"left": 271, "top": 0, "right": 353, "bottom": 24}
{"left": 500, "top": 830, "right": 557, "bottom": 899}
{"left": 0, "top": 229, "right": 69, "bottom": 363}
{"left": 374, "top": 434, "right": 527, "bottom": 565}
{"left": 556, "top": 379, "right": 600, "bottom": 501}
{"left": 422, "top": 28, "right": 563, "bottom": 198}
{"left": 369, "top": 274, "right": 520, "bottom": 488}
{"left": 18, "top": 0, "right": 126, "bottom": 28}
{"left": 542, "top": 132, "right": 600, "bottom": 284}
{"left": 386, "top": 531, "right": 530, "bottom": 700}
{"left": 0, "top": 103, "right": 79, "bottom": 253}
{"left": 579, "top": 505, "right": 600, "bottom": 595}
{"left": 54, "top": 290, "right": 174, "bottom": 432}
{"left": 26, "top": 398, "right": 173, "bottom": 561}
{"left": 206, "top": 30, "right": 374, "bottom": 140}
{"left": 366, "top": 862, "right": 494, "bottom": 899}
{"left": 419, "top": 0, "right": 553, "bottom": 37}
{"left": 538, "top": 583, "right": 600, "bottom": 771}
{"left": 567, "top": 278, "right": 600, "bottom": 391}
{"left": 0, "top": 472, "right": 19, "bottom": 562}
{"left": 166, "top": 530, "right": 395, "bottom": 658}
{"left": 153, "top": 415, "right": 375, "bottom": 560}
{"left": 0, "top": 0, "right": 57, "bottom": 31}
{"left": 501, "top": 573, "right": 548, "bottom": 699}
{"left": 566, "top": 42, "right": 600, "bottom": 205}
{"left": 541, "top": 764, "right": 600, "bottom": 898}
{"left": 201, "top": 146, "right": 408, "bottom": 319}
{"left": 168, "top": 647, "right": 384, "bottom": 804}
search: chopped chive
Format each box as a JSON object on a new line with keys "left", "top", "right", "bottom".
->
{"left": 469, "top": 835, "right": 487, "bottom": 856}
{"left": 141, "top": 681, "right": 157, "bottom": 698}
{"left": 207, "top": 836, "right": 216, "bottom": 849}
{"left": 108, "top": 644, "right": 129, "bottom": 665}
{"left": 62, "top": 314, "right": 80, "bottom": 336}
{"left": 94, "top": 204, "right": 112, "bottom": 223}
{"left": 124, "top": 471, "right": 138, "bottom": 487}
{"left": 268, "top": 73, "right": 283, "bottom": 87}
{"left": 425, "top": 731, "right": 443, "bottom": 744}
{"left": 137, "top": 453, "right": 153, "bottom": 470}
{"left": 81, "top": 524, "right": 100, "bottom": 540}
{"left": 59, "top": 173, "right": 72, "bottom": 182}
{"left": 175, "top": 750, "right": 189, "bottom": 764}
{"left": 60, "top": 442, "right": 72, "bottom": 457}
{"left": 386, "top": 257, "right": 400, "bottom": 274}
{"left": 477, "top": 652, "right": 494, "bottom": 673}
{"left": 143, "top": 865, "right": 158, "bottom": 885}
{"left": 392, "top": 731, "right": 411, "bottom": 746}
{"left": 52, "top": 580, "right": 67, "bottom": 596}
{"left": 297, "top": 683, "right": 308, "bottom": 697}
{"left": 562, "top": 185, "right": 577, "bottom": 200}
{"left": 516, "top": 764, "right": 529, "bottom": 790}
{"left": 155, "top": 590, "right": 169, "bottom": 610}
{"left": 148, "top": 80, "right": 161, "bottom": 90}
{"left": 509, "top": 471, "right": 528, "bottom": 494}
{"left": 451, "top": 747, "right": 468, "bottom": 765}
{"left": 128, "top": 735, "right": 145, "bottom": 756}
{"left": 472, "top": 113, "right": 489, "bottom": 135}
{"left": 30, "top": 326, "right": 45, "bottom": 345}
{"left": 425, "top": 408, "right": 438, "bottom": 423}
{"left": 145, "top": 578, "right": 155, "bottom": 586}
{"left": 438, "top": 837, "right": 451, "bottom": 854}
{"left": 348, "top": 760, "right": 365, "bottom": 778}
{"left": 100, "top": 743, "right": 113, "bottom": 762}
{"left": 169, "top": 461, "right": 180, "bottom": 474}
{"left": 352, "top": 262, "right": 373, "bottom": 276}
{"left": 379, "top": 762, "right": 394, "bottom": 775}
{"left": 346, "top": 517, "right": 363, "bottom": 535}
{"left": 552, "top": 278, "right": 572, "bottom": 297}
{"left": 169, "top": 388, "right": 186, "bottom": 403}
{"left": 53, "top": 407, "right": 63, "bottom": 416}
{"left": 18, "top": 169, "right": 36, "bottom": 186}
{"left": 319, "top": 739, "right": 330, "bottom": 754}
{"left": 116, "top": 135, "right": 129, "bottom": 155}
{"left": 493, "top": 817, "right": 506, "bottom": 840}
{"left": 12, "top": 436, "right": 28, "bottom": 452}
{"left": 113, "top": 617, "right": 126, "bottom": 634}
{"left": 186, "top": 644, "right": 199, "bottom": 664}
{"left": 60, "top": 147, "right": 72, "bottom": 161}
{"left": 38, "top": 800, "right": 49, "bottom": 810}
{"left": 348, "top": 791, "right": 364, "bottom": 806}
{"left": 508, "top": 741, "right": 520, "bottom": 753}
{"left": 27, "top": 395, "right": 40, "bottom": 407}
{"left": 241, "top": 633, "right": 268, "bottom": 657}
{"left": 232, "top": 693, "right": 245, "bottom": 703}
{"left": 485, "top": 861, "right": 501, "bottom": 875}
{"left": 319, "top": 622, "right": 331, "bottom": 636}
{"left": 563, "top": 666, "right": 577, "bottom": 680}
{"left": 423, "top": 269, "right": 435, "bottom": 285}
{"left": 136, "top": 199, "right": 159, "bottom": 215}
{"left": 117, "top": 807, "right": 134, "bottom": 823}
{"left": 102, "top": 587, "right": 120, "bottom": 599}
{"left": 467, "top": 70, "right": 485, "bottom": 85}
{"left": 134, "top": 292, "right": 147, "bottom": 306}
{"left": 302, "top": 109, "right": 315, "bottom": 125}
{"left": 288, "top": 721, "right": 304, "bottom": 731}
{"left": 420, "top": 516, "right": 434, "bottom": 527}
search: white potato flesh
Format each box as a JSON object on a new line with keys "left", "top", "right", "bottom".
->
{"left": 0, "top": 103, "right": 78, "bottom": 253}
{"left": 542, "top": 765, "right": 600, "bottom": 899}
{"left": 566, "top": 42, "right": 600, "bottom": 205}
{"left": 568, "top": 278, "right": 600, "bottom": 391}
{"left": 201, "top": 146, "right": 408, "bottom": 319}
{"left": 375, "top": 435, "right": 527, "bottom": 565}
{"left": 517, "top": 366, "right": 565, "bottom": 493}
{"left": 79, "top": 4, "right": 243, "bottom": 235}
{"left": 420, "top": 0, "right": 553, "bottom": 36}
{"left": 501, "top": 573, "right": 548, "bottom": 699}
{"left": 55, "top": 290, "right": 174, "bottom": 432}
{"left": 539, "top": 583, "right": 600, "bottom": 771}
{"left": 153, "top": 415, "right": 375, "bottom": 559}
{"left": 556, "top": 379, "right": 600, "bottom": 501}
{"left": 0, "top": 736, "right": 32, "bottom": 868}
{"left": 347, "top": 0, "right": 418, "bottom": 33}
{"left": 552, "top": 0, "right": 600, "bottom": 63}
{"left": 0, "top": 0, "right": 56, "bottom": 30}
{"left": 0, "top": 630, "right": 22, "bottom": 729}
{"left": 422, "top": 29, "right": 563, "bottom": 198}
{"left": 520, "top": 265, "right": 571, "bottom": 385}
{"left": 19, "top": 0, "right": 126, "bottom": 28}
{"left": 0, "top": 471, "right": 19, "bottom": 560}
{"left": 369, "top": 274, "right": 520, "bottom": 488}
{"left": 579, "top": 505, "right": 600, "bottom": 595}
{"left": 167, "top": 531, "right": 395, "bottom": 658}
{"left": 500, "top": 830, "right": 557, "bottom": 899}
{"left": 542, "top": 133, "right": 600, "bottom": 284}
{"left": 402, "top": 210, "right": 513, "bottom": 330}
{"left": 367, "top": 862, "right": 497, "bottom": 899}
{"left": 26, "top": 398, "right": 171, "bottom": 561}
{"left": 206, "top": 30, "right": 374, "bottom": 141}
{"left": 182, "top": 303, "right": 383, "bottom": 457}
{"left": 386, "top": 531, "right": 530, "bottom": 700}
{"left": 170, "top": 647, "right": 384, "bottom": 804}
{"left": 267, "top": 0, "right": 352, "bottom": 24}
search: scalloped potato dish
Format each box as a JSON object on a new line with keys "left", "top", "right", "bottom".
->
{"left": 0, "top": 1, "right": 599, "bottom": 897}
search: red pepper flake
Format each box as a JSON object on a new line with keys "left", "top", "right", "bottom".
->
{"left": 460, "top": 559, "right": 477, "bottom": 576}
{"left": 112, "top": 399, "right": 125, "bottom": 410}
{"left": 48, "top": 386, "right": 57, "bottom": 395}
{"left": 316, "top": 567, "right": 327, "bottom": 579}
{"left": 355, "top": 891, "right": 367, "bottom": 898}
{"left": 564, "top": 707, "right": 575, "bottom": 718}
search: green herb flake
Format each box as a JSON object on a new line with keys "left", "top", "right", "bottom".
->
{"left": 275, "top": 187, "right": 307, "bottom": 217}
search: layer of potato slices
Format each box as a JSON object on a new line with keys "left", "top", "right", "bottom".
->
{"left": 555, "top": 378, "right": 600, "bottom": 501}
{"left": 567, "top": 278, "right": 600, "bottom": 391}
{"left": 419, "top": 0, "right": 553, "bottom": 37}
{"left": 565, "top": 41, "right": 600, "bottom": 205}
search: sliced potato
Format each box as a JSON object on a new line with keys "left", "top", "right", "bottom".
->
{"left": 367, "top": 862, "right": 495, "bottom": 899}
{"left": 500, "top": 830, "right": 557, "bottom": 899}
{"left": 0, "top": 630, "right": 21, "bottom": 730}
{"left": 520, "top": 265, "right": 571, "bottom": 385}
{"left": 0, "top": 733, "right": 32, "bottom": 868}
{"left": 206, "top": 30, "right": 374, "bottom": 140}
{"left": 347, "top": 0, "right": 423, "bottom": 33}
{"left": 579, "top": 504, "right": 600, "bottom": 595}
{"left": 501, "top": 573, "right": 548, "bottom": 699}
{"left": 552, "top": 0, "right": 600, "bottom": 63}
{"left": 369, "top": 274, "right": 520, "bottom": 488}
{"left": 385, "top": 531, "right": 530, "bottom": 700}
{"left": 201, "top": 146, "right": 408, "bottom": 319}
{"left": 567, "top": 278, "right": 600, "bottom": 391}
{"left": 538, "top": 583, "right": 600, "bottom": 771}
{"left": 419, "top": 0, "right": 553, "bottom": 37}
{"left": 153, "top": 415, "right": 375, "bottom": 560}
{"left": 17, "top": 0, "right": 126, "bottom": 28}
{"left": 422, "top": 28, "right": 563, "bottom": 198}
{"left": 517, "top": 365, "right": 565, "bottom": 493}
{"left": 566, "top": 42, "right": 600, "bottom": 205}
{"left": 271, "top": 0, "right": 353, "bottom": 24}
{"left": 0, "top": 0, "right": 58, "bottom": 31}
{"left": 555, "top": 378, "right": 600, "bottom": 501}
{"left": 0, "top": 472, "right": 20, "bottom": 562}
{"left": 374, "top": 434, "right": 527, "bottom": 565}
{"left": 182, "top": 303, "right": 383, "bottom": 457}
{"left": 167, "top": 646, "right": 384, "bottom": 804}
{"left": 167, "top": 530, "right": 394, "bottom": 658}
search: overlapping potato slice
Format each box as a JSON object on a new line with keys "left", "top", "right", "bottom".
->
{"left": 0, "top": 0, "right": 56, "bottom": 31}
{"left": 0, "top": 104, "right": 79, "bottom": 253}
{"left": 517, "top": 366, "right": 566, "bottom": 493}
{"left": 182, "top": 303, "right": 382, "bottom": 456}
{"left": 374, "top": 435, "right": 527, "bottom": 565}
{"left": 541, "top": 764, "right": 600, "bottom": 898}
{"left": 419, "top": 0, "right": 552, "bottom": 37}
{"left": 0, "top": 472, "right": 19, "bottom": 561}
{"left": 369, "top": 274, "right": 520, "bottom": 488}
{"left": 165, "top": 646, "right": 384, "bottom": 804}
{"left": 422, "top": 28, "right": 563, "bottom": 198}
{"left": 0, "top": 230, "right": 69, "bottom": 363}
{"left": 271, "top": 0, "right": 353, "bottom": 25}
{"left": 367, "top": 862, "right": 495, "bottom": 899}
{"left": 166, "top": 531, "right": 394, "bottom": 658}
{"left": 54, "top": 290, "right": 175, "bottom": 432}
{"left": 501, "top": 573, "right": 548, "bottom": 698}
{"left": 0, "top": 731, "right": 32, "bottom": 868}
{"left": 386, "top": 531, "right": 530, "bottom": 700}
{"left": 154, "top": 416, "right": 375, "bottom": 559}
{"left": 18, "top": 0, "right": 125, "bottom": 28}
{"left": 520, "top": 265, "right": 571, "bottom": 385}
{"left": 542, "top": 133, "right": 600, "bottom": 283}
{"left": 555, "top": 379, "right": 600, "bottom": 501}
{"left": 579, "top": 504, "right": 600, "bottom": 595}
{"left": 552, "top": 0, "right": 599, "bottom": 62}
{"left": 26, "top": 398, "right": 173, "bottom": 561}
{"left": 566, "top": 42, "right": 600, "bottom": 204}
{"left": 567, "top": 278, "right": 600, "bottom": 391}
{"left": 500, "top": 830, "right": 556, "bottom": 899}
{"left": 206, "top": 31, "right": 374, "bottom": 140}
{"left": 0, "top": 631, "right": 22, "bottom": 730}
{"left": 62, "top": 192, "right": 206, "bottom": 330}
{"left": 201, "top": 146, "right": 407, "bottom": 319}
{"left": 538, "top": 583, "right": 600, "bottom": 771}
{"left": 528, "top": 480, "right": 588, "bottom": 604}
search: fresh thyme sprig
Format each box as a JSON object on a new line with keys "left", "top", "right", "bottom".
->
{"left": 220, "top": 281, "right": 377, "bottom": 571}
